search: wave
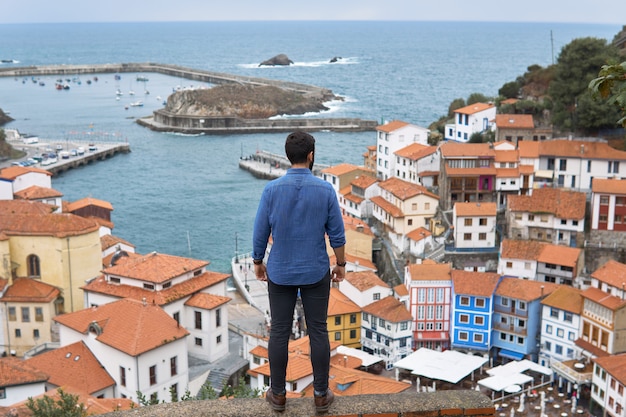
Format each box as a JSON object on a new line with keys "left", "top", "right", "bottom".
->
{"left": 238, "top": 56, "right": 359, "bottom": 69}
{"left": 268, "top": 95, "right": 357, "bottom": 119}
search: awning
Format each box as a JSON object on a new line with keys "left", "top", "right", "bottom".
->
{"left": 499, "top": 349, "right": 525, "bottom": 361}
{"left": 535, "top": 170, "right": 554, "bottom": 179}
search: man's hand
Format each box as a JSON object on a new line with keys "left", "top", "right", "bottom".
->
{"left": 254, "top": 263, "right": 268, "bottom": 281}
{"left": 331, "top": 265, "right": 345, "bottom": 282}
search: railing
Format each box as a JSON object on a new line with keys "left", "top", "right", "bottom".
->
{"left": 23, "top": 341, "right": 60, "bottom": 359}
{"left": 551, "top": 361, "right": 593, "bottom": 384}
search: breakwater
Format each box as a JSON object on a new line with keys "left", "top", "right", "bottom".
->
{"left": 0, "top": 62, "right": 378, "bottom": 134}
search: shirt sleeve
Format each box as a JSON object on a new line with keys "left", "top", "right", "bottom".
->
{"left": 252, "top": 187, "right": 271, "bottom": 259}
{"left": 325, "top": 186, "right": 346, "bottom": 248}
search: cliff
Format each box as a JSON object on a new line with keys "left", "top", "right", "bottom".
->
{"left": 0, "top": 108, "right": 13, "bottom": 125}
{"left": 164, "top": 84, "right": 339, "bottom": 119}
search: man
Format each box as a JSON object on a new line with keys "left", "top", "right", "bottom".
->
{"left": 252, "top": 131, "right": 346, "bottom": 413}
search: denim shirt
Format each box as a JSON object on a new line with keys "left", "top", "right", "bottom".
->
{"left": 252, "top": 168, "right": 346, "bottom": 286}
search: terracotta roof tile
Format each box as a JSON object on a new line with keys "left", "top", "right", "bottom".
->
{"left": 377, "top": 120, "right": 409, "bottom": 133}
{"left": 454, "top": 202, "right": 497, "bottom": 216}
{"left": 496, "top": 167, "right": 520, "bottom": 178}
{"left": 495, "top": 114, "right": 535, "bottom": 129}
{"left": 321, "top": 163, "right": 360, "bottom": 176}
{"left": 362, "top": 296, "right": 412, "bottom": 322}
{"left": 496, "top": 277, "right": 558, "bottom": 301}
{"left": 82, "top": 271, "right": 229, "bottom": 306}
{"left": 343, "top": 192, "right": 364, "bottom": 204}
{"left": 454, "top": 102, "right": 495, "bottom": 115}
{"left": 0, "top": 199, "right": 56, "bottom": 215}
{"left": 330, "top": 353, "right": 362, "bottom": 369}
{"left": 0, "top": 165, "right": 51, "bottom": 180}
{"left": 370, "top": 195, "right": 404, "bottom": 217}
{"left": 0, "top": 357, "right": 48, "bottom": 387}
{"left": 591, "top": 260, "right": 626, "bottom": 288}
{"left": 26, "top": 341, "right": 115, "bottom": 395}
{"left": 184, "top": 292, "right": 231, "bottom": 310}
{"left": 67, "top": 197, "right": 113, "bottom": 212}
{"left": 102, "top": 250, "right": 141, "bottom": 269}
{"left": 440, "top": 142, "right": 495, "bottom": 158}
{"left": 592, "top": 178, "right": 626, "bottom": 194}
{"left": 379, "top": 177, "right": 439, "bottom": 200}
{"left": 519, "top": 164, "right": 535, "bottom": 174}
{"left": 251, "top": 352, "right": 313, "bottom": 381}
{"left": 0, "top": 277, "right": 7, "bottom": 292}
{"left": 350, "top": 175, "right": 378, "bottom": 189}
{"left": 518, "top": 141, "right": 540, "bottom": 158}
{"left": 54, "top": 298, "right": 189, "bottom": 356}
{"left": 500, "top": 239, "right": 546, "bottom": 260}
{"left": 394, "top": 283, "right": 409, "bottom": 297}
{"left": 540, "top": 139, "right": 626, "bottom": 160}
{"left": 249, "top": 345, "right": 268, "bottom": 359}
{"left": 344, "top": 271, "right": 388, "bottom": 291}
{"left": 395, "top": 143, "right": 437, "bottom": 160}
{"left": 406, "top": 227, "right": 432, "bottom": 242}
{"left": 14, "top": 185, "right": 63, "bottom": 200}
{"left": 0, "top": 278, "right": 60, "bottom": 303}
{"left": 508, "top": 188, "right": 586, "bottom": 219}
{"left": 100, "top": 234, "right": 135, "bottom": 251}
{"left": 103, "top": 252, "right": 209, "bottom": 284}
{"left": 593, "top": 354, "right": 626, "bottom": 384}
{"left": 540, "top": 286, "right": 583, "bottom": 314}
{"left": 330, "top": 253, "right": 377, "bottom": 271}
{"left": 343, "top": 215, "right": 374, "bottom": 236}
{"left": 0, "top": 212, "right": 99, "bottom": 238}
{"left": 407, "top": 262, "right": 452, "bottom": 281}
{"left": 452, "top": 271, "right": 500, "bottom": 297}
{"left": 494, "top": 149, "right": 520, "bottom": 162}
{"left": 328, "top": 287, "right": 361, "bottom": 315}
{"left": 582, "top": 287, "right": 626, "bottom": 311}
{"left": 537, "top": 245, "right": 581, "bottom": 268}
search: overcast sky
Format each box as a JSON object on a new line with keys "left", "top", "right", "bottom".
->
{"left": 1, "top": 0, "right": 625, "bottom": 24}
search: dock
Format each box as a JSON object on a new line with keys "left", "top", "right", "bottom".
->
{"left": 238, "top": 150, "right": 328, "bottom": 180}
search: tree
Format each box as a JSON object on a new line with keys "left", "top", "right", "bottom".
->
{"left": 467, "top": 93, "right": 492, "bottom": 105}
{"left": 548, "top": 37, "right": 620, "bottom": 133}
{"left": 589, "top": 61, "right": 626, "bottom": 127}
{"left": 447, "top": 98, "right": 465, "bottom": 117}
{"left": 499, "top": 81, "right": 521, "bottom": 99}
{"left": 26, "top": 389, "right": 88, "bottom": 417}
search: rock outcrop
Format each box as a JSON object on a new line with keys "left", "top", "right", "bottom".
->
{"left": 329, "top": 56, "right": 342, "bottom": 63}
{"left": 259, "top": 54, "right": 294, "bottom": 67}
{"left": 0, "top": 108, "right": 13, "bottom": 126}
{"left": 164, "top": 84, "right": 337, "bottom": 119}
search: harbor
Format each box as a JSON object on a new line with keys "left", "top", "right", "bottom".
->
{"left": 238, "top": 150, "right": 329, "bottom": 180}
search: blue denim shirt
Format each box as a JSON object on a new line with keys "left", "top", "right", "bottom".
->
{"left": 253, "top": 168, "right": 346, "bottom": 285}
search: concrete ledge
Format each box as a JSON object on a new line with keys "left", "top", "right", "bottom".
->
{"left": 101, "top": 390, "right": 494, "bottom": 417}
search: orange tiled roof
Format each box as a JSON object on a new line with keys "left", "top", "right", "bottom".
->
{"left": 0, "top": 165, "right": 51, "bottom": 180}
{"left": 508, "top": 188, "right": 586, "bottom": 219}
{"left": 345, "top": 271, "right": 388, "bottom": 291}
{"left": 540, "top": 139, "right": 626, "bottom": 160}
{"left": 495, "top": 114, "right": 535, "bottom": 129}
{"left": 379, "top": 177, "right": 439, "bottom": 200}
{"left": 376, "top": 120, "right": 409, "bottom": 133}
{"left": 329, "top": 253, "right": 377, "bottom": 271}
{"left": 519, "top": 164, "right": 535, "bottom": 174}
{"left": 439, "top": 142, "right": 495, "bottom": 158}
{"left": 103, "top": 252, "right": 209, "bottom": 283}
{"left": 494, "top": 149, "right": 520, "bottom": 162}
{"left": 501, "top": 98, "right": 519, "bottom": 105}
{"left": 351, "top": 175, "right": 378, "bottom": 189}
{"left": 407, "top": 262, "right": 452, "bottom": 281}
{"left": 0, "top": 199, "right": 56, "bottom": 215}
{"left": 537, "top": 245, "right": 581, "bottom": 268}
{"left": 395, "top": 143, "right": 437, "bottom": 161}
{"left": 406, "top": 227, "right": 432, "bottom": 242}
{"left": 184, "top": 292, "right": 231, "bottom": 310}
{"left": 54, "top": 298, "right": 189, "bottom": 356}
{"left": 343, "top": 192, "right": 364, "bottom": 204}
{"left": 82, "top": 271, "right": 229, "bottom": 306}
{"left": 102, "top": 250, "right": 141, "bottom": 269}
{"left": 496, "top": 277, "right": 558, "bottom": 301}
{"left": 454, "top": 102, "right": 495, "bottom": 115}
{"left": 343, "top": 215, "right": 374, "bottom": 236}
{"left": 591, "top": 260, "right": 626, "bottom": 288}
{"left": 249, "top": 345, "right": 268, "bottom": 359}
{"left": 0, "top": 212, "right": 99, "bottom": 238}
{"left": 593, "top": 354, "right": 626, "bottom": 384}
{"left": 541, "top": 286, "right": 583, "bottom": 314}
{"left": 454, "top": 202, "right": 496, "bottom": 216}
{"left": 100, "top": 234, "right": 135, "bottom": 251}
{"left": 582, "top": 287, "right": 626, "bottom": 311}
{"left": 500, "top": 239, "right": 546, "bottom": 260}
{"left": 452, "top": 271, "right": 500, "bottom": 297}
{"left": 14, "top": 185, "right": 63, "bottom": 200}
{"left": 0, "top": 357, "right": 48, "bottom": 387}
{"left": 67, "top": 197, "right": 113, "bottom": 212}
{"left": 26, "top": 341, "right": 115, "bottom": 395}
{"left": 362, "top": 296, "right": 412, "bottom": 322}
{"left": 496, "top": 167, "right": 520, "bottom": 178}
{"left": 328, "top": 287, "right": 361, "bottom": 316}
{"left": 0, "top": 277, "right": 60, "bottom": 303}
{"left": 370, "top": 195, "right": 404, "bottom": 218}
{"left": 321, "top": 163, "right": 360, "bottom": 176}
{"left": 330, "top": 353, "right": 362, "bottom": 369}
{"left": 250, "top": 352, "right": 313, "bottom": 381}
{"left": 518, "top": 141, "right": 540, "bottom": 158}
{"left": 394, "top": 283, "right": 409, "bottom": 297}
{"left": 288, "top": 336, "right": 340, "bottom": 356}
{"left": 0, "top": 277, "right": 7, "bottom": 292}
{"left": 445, "top": 167, "right": 497, "bottom": 177}
{"left": 592, "top": 178, "right": 626, "bottom": 195}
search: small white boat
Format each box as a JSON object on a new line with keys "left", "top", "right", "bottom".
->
{"left": 129, "top": 100, "right": 144, "bottom": 107}
{"left": 116, "top": 89, "right": 123, "bottom": 96}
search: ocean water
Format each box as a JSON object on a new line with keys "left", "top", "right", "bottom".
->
{"left": 0, "top": 21, "right": 620, "bottom": 272}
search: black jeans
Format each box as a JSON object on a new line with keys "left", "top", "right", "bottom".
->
{"left": 267, "top": 272, "right": 331, "bottom": 394}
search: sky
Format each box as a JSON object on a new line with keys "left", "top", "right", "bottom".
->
{"left": 1, "top": 0, "right": 625, "bottom": 24}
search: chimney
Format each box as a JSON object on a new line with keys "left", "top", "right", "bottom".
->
{"left": 142, "top": 297, "right": 147, "bottom": 306}
{"left": 540, "top": 285, "right": 544, "bottom": 297}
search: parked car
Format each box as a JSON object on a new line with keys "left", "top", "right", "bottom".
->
{"left": 70, "top": 149, "right": 78, "bottom": 156}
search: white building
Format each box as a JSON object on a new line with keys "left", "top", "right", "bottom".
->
{"left": 393, "top": 143, "right": 439, "bottom": 186}
{"left": 376, "top": 120, "right": 429, "bottom": 180}
{"left": 0, "top": 358, "right": 47, "bottom": 407}
{"left": 444, "top": 102, "right": 496, "bottom": 142}
{"left": 0, "top": 166, "right": 53, "bottom": 199}
{"left": 339, "top": 175, "right": 379, "bottom": 220}
{"left": 539, "top": 286, "right": 583, "bottom": 367}
{"left": 591, "top": 354, "right": 626, "bottom": 417}
{"left": 406, "top": 227, "right": 435, "bottom": 259}
{"left": 452, "top": 202, "right": 497, "bottom": 249}
{"left": 338, "top": 271, "right": 392, "bottom": 308}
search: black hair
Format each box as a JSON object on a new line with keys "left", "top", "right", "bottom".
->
{"left": 285, "top": 131, "right": 315, "bottom": 164}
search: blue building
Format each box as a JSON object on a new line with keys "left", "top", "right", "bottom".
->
{"left": 451, "top": 271, "right": 501, "bottom": 353}
{"left": 492, "top": 277, "right": 559, "bottom": 363}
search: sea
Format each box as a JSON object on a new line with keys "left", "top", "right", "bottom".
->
{"left": 0, "top": 21, "right": 620, "bottom": 273}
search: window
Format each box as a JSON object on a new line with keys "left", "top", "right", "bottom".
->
{"left": 216, "top": 308, "right": 221, "bottom": 327}
{"left": 559, "top": 159, "right": 567, "bottom": 171}
{"left": 474, "top": 316, "right": 484, "bottom": 326}
{"left": 518, "top": 301, "right": 526, "bottom": 310}
{"left": 506, "top": 262, "right": 513, "bottom": 268}
{"left": 557, "top": 328, "right": 564, "bottom": 338}
{"left": 170, "top": 356, "right": 177, "bottom": 376}
{"left": 501, "top": 297, "right": 509, "bottom": 306}
{"left": 120, "top": 366, "right": 126, "bottom": 387}
{"left": 517, "top": 336, "right": 524, "bottom": 344}
{"left": 569, "top": 331, "right": 575, "bottom": 341}
{"left": 479, "top": 218, "right": 487, "bottom": 226}
{"left": 8, "top": 307, "right": 16, "bottom": 321}
{"left": 335, "top": 316, "right": 341, "bottom": 326}
{"left": 21, "top": 307, "right": 30, "bottom": 322}
{"left": 475, "top": 298, "right": 485, "bottom": 308}
{"left": 217, "top": 335, "right": 222, "bottom": 344}
{"left": 379, "top": 318, "right": 386, "bottom": 327}
{"left": 464, "top": 233, "right": 472, "bottom": 241}
{"left": 459, "top": 331, "right": 469, "bottom": 341}
{"left": 350, "top": 329, "right": 357, "bottom": 339}
{"left": 363, "top": 312, "right": 369, "bottom": 322}
{"left": 464, "top": 218, "right": 472, "bottom": 226}
{"left": 173, "top": 311, "right": 180, "bottom": 325}
{"left": 27, "top": 254, "right": 41, "bottom": 277}
{"left": 555, "top": 345, "right": 563, "bottom": 355}
{"left": 35, "top": 307, "right": 43, "bottom": 322}
{"left": 407, "top": 219, "right": 413, "bottom": 226}
{"left": 459, "top": 296, "right": 470, "bottom": 306}
{"left": 33, "top": 329, "right": 40, "bottom": 339}
{"left": 143, "top": 283, "right": 155, "bottom": 290}
{"left": 478, "top": 233, "right": 486, "bottom": 240}
{"left": 473, "top": 333, "right": 483, "bottom": 343}
{"left": 401, "top": 321, "right": 408, "bottom": 330}
{"left": 545, "top": 341, "right": 551, "bottom": 351}
{"left": 373, "top": 293, "right": 380, "bottom": 300}
{"left": 195, "top": 337, "right": 203, "bottom": 346}
{"left": 335, "top": 332, "right": 341, "bottom": 341}
{"left": 350, "top": 314, "right": 357, "bottom": 324}
{"left": 15, "top": 329, "right": 21, "bottom": 338}
{"left": 460, "top": 314, "right": 469, "bottom": 324}
{"left": 546, "top": 324, "right": 553, "bottom": 334}
{"left": 195, "top": 311, "right": 202, "bottom": 329}
{"left": 564, "top": 312, "right": 573, "bottom": 322}
{"left": 550, "top": 308, "right": 558, "bottom": 318}
{"left": 436, "top": 288, "right": 444, "bottom": 303}
{"left": 149, "top": 365, "right": 157, "bottom": 385}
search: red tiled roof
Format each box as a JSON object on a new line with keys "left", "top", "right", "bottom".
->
{"left": 500, "top": 239, "right": 545, "bottom": 260}
{"left": 518, "top": 141, "right": 540, "bottom": 158}
{"left": 394, "top": 283, "right": 409, "bottom": 297}
{"left": 508, "top": 188, "right": 586, "bottom": 219}
{"left": 103, "top": 252, "right": 209, "bottom": 283}
{"left": 541, "top": 286, "right": 583, "bottom": 314}
{"left": 328, "top": 287, "right": 361, "bottom": 315}
{"left": 582, "top": 287, "right": 626, "bottom": 311}
{"left": 576, "top": 338, "right": 610, "bottom": 357}
{"left": 344, "top": 271, "right": 388, "bottom": 291}
{"left": 540, "top": 139, "right": 626, "bottom": 160}
{"left": 329, "top": 253, "right": 377, "bottom": 271}
{"left": 496, "top": 167, "right": 520, "bottom": 178}
{"left": 362, "top": 296, "right": 412, "bottom": 322}
{"left": 26, "top": 341, "right": 115, "bottom": 395}
{"left": 0, "top": 357, "right": 48, "bottom": 387}
{"left": 321, "top": 163, "right": 360, "bottom": 176}
{"left": 495, "top": 114, "right": 534, "bottom": 129}
{"left": 343, "top": 215, "right": 374, "bottom": 236}
{"left": 0, "top": 165, "right": 51, "bottom": 180}
{"left": 0, "top": 212, "right": 99, "bottom": 238}
{"left": 0, "top": 200, "right": 56, "bottom": 215}
{"left": 454, "top": 102, "right": 495, "bottom": 115}
{"left": 370, "top": 195, "right": 404, "bottom": 218}
{"left": 593, "top": 354, "right": 626, "bottom": 383}
{"left": 14, "top": 185, "right": 63, "bottom": 200}
{"left": 379, "top": 177, "right": 439, "bottom": 200}
{"left": 452, "top": 271, "right": 500, "bottom": 297}
{"left": 439, "top": 142, "right": 495, "bottom": 158}
{"left": 67, "top": 197, "right": 113, "bottom": 212}
{"left": 0, "top": 277, "right": 60, "bottom": 303}
{"left": 377, "top": 120, "right": 409, "bottom": 133}
{"left": 100, "top": 234, "right": 135, "bottom": 251}
{"left": 395, "top": 143, "right": 437, "bottom": 161}
{"left": 102, "top": 250, "right": 142, "bottom": 269}
{"left": 591, "top": 260, "right": 626, "bottom": 288}
{"left": 407, "top": 261, "right": 452, "bottom": 281}
{"left": 454, "top": 202, "right": 496, "bottom": 216}
{"left": 184, "top": 292, "right": 231, "bottom": 310}
{"left": 54, "top": 298, "right": 189, "bottom": 356}
{"left": 496, "top": 277, "right": 558, "bottom": 301}
{"left": 351, "top": 175, "right": 378, "bottom": 189}
{"left": 592, "top": 178, "right": 626, "bottom": 195}
{"left": 249, "top": 345, "right": 268, "bottom": 359}
{"left": 537, "top": 245, "right": 581, "bottom": 268}
{"left": 406, "top": 227, "right": 431, "bottom": 242}
{"left": 494, "top": 149, "right": 519, "bottom": 162}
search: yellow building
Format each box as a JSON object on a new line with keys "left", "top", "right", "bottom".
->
{"left": 0, "top": 200, "right": 102, "bottom": 313}
{"left": 327, "top": 287, "right": 361, "bottom": 348}
{"left": 0, "top": 278, "right": 61, "bottom": 356}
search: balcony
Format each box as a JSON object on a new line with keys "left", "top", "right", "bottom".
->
{"left": 551, "top": 359, "right": 593, "bottom": 385}
{"left": 492, "top": 322, "right": 528, "bottom": 336}
{"left": 100, "top": 390, "right": 493, "bottom": 417}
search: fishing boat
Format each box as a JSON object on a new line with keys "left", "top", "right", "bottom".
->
{"left": 129, "top": 100, "right": 144, "bottom": 107}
